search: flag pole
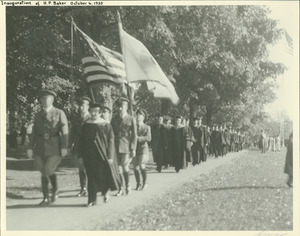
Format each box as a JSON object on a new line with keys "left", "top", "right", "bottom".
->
{"left": 117, "top": 10, "right": 133, "bottom": 115}
{"left": 70, "top": 17, "right": 75, "bottom": 110}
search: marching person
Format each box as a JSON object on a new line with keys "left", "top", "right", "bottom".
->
{"left": 191, "top": 118, "right": 200, "bottom": 165}
{"left": 111, "top": 97, "right": 137, "bottom": 195}
{"left": 198, "top": 117, "right": 207, "bottom": 162}
{"left": 27, "top": 89, "right": 69, "bottom": 206}
{"left": 79, "top": 103, "right": 119, "bottom": 206}
{"left": 151, "top": 113, "right": 167, "bottom": 172}
{"left": 133, "top": 109, "right": 151, "bottom": 190}
{"left": 224, "top": 124, "right": 231, "bottom": 156}
{"left": 164, "top": 116, "right": 173, "bottom": 169}
{"left": 101, "top": 104, "right": 124, "bottom": 195}
{"left": 69, "top": 96, "right": 91, "bottom": 197}
{"left": 215, "top": 125, "right": 222, "bottom": 157}
{"left": 170, "top": 116, "right": 185, "bottom": 173}
{"left": 182, "top": 118, "right": 194, "bottom": 167}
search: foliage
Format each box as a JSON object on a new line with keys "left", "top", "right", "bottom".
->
{"left": 6, "top": 5, "right": 286, "bottom": 136}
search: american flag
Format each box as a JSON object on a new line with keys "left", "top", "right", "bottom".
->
{"left": 74, "top": 23, "right": 126, "bottom": 84}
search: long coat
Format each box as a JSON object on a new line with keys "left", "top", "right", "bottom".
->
{"left": 284, "top": 134, "right": 293, "bottom": 176}
{"left": 170, "top": 125, "right": 185, "bottom": 171}
{"left": 79, "top": 122, "right": 120, "bottom": 193}
{"left": 28, "top": 106, "right": 69, "bottom": 157}
{"left": 151, "top": 123, "right": 167, "bottom": 165}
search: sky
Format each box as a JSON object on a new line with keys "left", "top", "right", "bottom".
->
{"left": 264, "top": 2, "right": 299, "bottom": 121}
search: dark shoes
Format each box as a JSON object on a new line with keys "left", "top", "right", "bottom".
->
{"left": 76, "top": 188, "right": 87, "bottom": 197}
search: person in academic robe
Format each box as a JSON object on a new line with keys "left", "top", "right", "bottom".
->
{"left": 79, "top": 103, "right": 119, "bottom": 206}
{"left": 151, "top": 113, "right": 167, "bottom": 172}
{"left": 170, "top": 116, "right": 185, "bottom": 173}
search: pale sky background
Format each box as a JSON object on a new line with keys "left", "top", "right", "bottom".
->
{"left": 264, "top": 2, "right": 299, "bottom": 121}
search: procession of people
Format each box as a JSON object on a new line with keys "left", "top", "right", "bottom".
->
{"left": 25, "top": 89, "right": 291, "bottom": 207}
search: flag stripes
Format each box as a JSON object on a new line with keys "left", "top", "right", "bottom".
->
{"left": 74, "top": 23, "right": 126, "bottom": 85}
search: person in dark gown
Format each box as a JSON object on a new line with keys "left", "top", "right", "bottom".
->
{"left": 79, "top": 103, "right": 119, "bottom": 207}
{"left": 170, "top": 116, "right": 185, "bottom": 173}
{"left": 151, "top": 113, "right": 167, "bottom": 172}
{"left": 284, "top": 132, "right": 293, "bottom": 187}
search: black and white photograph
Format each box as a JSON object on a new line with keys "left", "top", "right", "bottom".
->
{"left": 1, "top": 0, "right": 299, "bottom": 234}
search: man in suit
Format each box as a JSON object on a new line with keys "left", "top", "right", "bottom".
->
{"left": 27, "top": 89, "right": 69, "bottom": 206}
{"left": 69, "top": 96, "right": 91, "bottom": 197}
{"left": 111, "top": 97, "right": 137, "bottom": 195}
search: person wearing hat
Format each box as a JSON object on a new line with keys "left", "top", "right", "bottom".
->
{"left": 111, "top": 96, "right": 137, "bottom": 195}
{"left": 69, "top": 96, "right": 91, "bottom": 197}
{"left": 79, "top": 103, "right": 119, "bottom": 206}
{"left": 133, "top": 109, "right": 151, "bottom": 190}
{"left": 27, "top": 89, "right": 69, "bottom": 206}
{"left": 151, "top": 113, "right": 167, "bottom": 173}
{"left": 101, "top": 105, "right": 112, "bottom": 123}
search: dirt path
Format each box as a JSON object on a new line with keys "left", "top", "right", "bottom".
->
{"left": 6, "top": 151, "right": 246, "bottom": 230}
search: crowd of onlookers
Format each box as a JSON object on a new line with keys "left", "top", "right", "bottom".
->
{"left": 258, "top": 130, "right": 282, "bottom": 153}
